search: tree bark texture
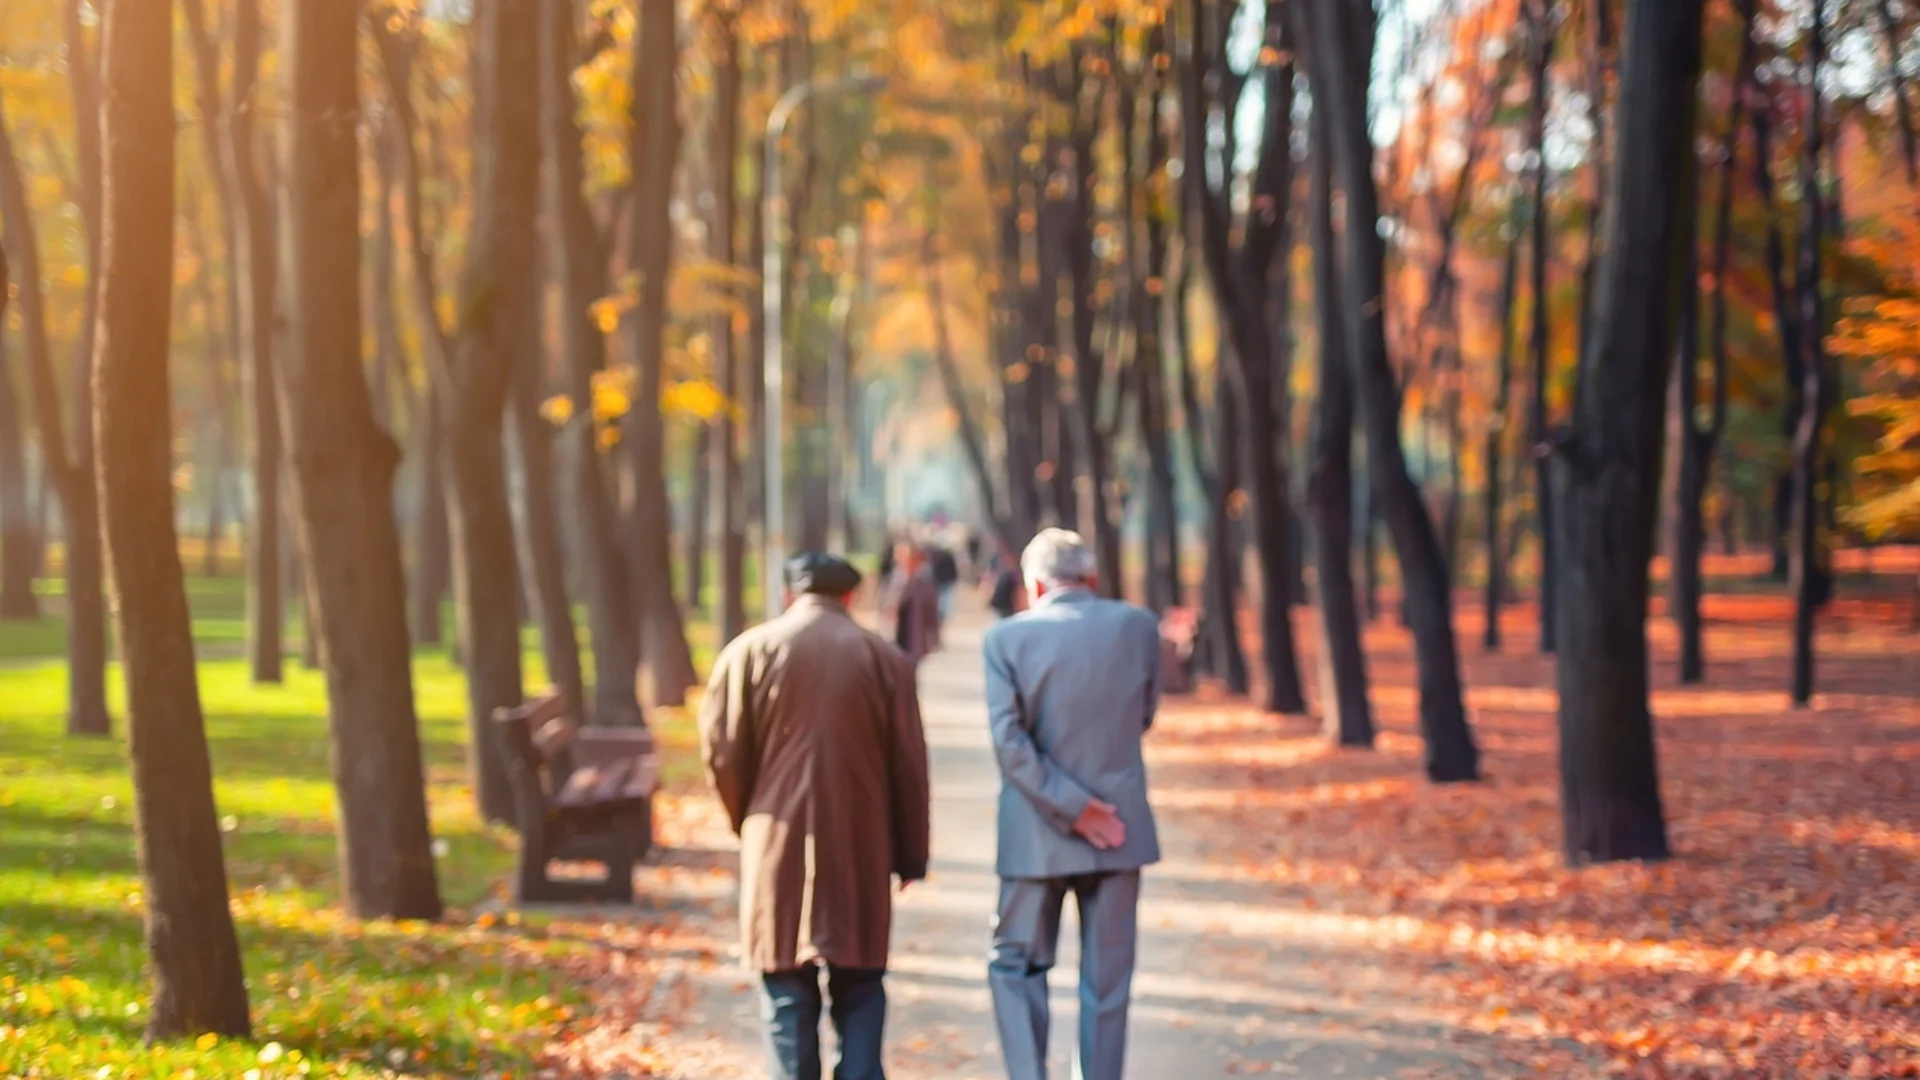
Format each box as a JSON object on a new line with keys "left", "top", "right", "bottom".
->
{"left": 627, "top": 0, "right": 699, "bottom": 708}
{"left": 0, "top": 80, "right": 112, "bottom": 735}
{"left": 1308, "top": 0, "right": 1478, "bottom": 783}
{"left": 281, "top": 0, "right": 444, "bottom": 918}
{"left": 1547, "top": 0, "right": 1702, "bottom": 866}
{"left": 92, "top": 0, "right": 254, "bottom": 1035}
{"left": 542, "top": 0, "right": 642, "bottom": 720}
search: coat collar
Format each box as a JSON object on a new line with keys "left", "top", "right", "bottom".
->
{"left": 788, "top": 593, "right": 854, "bottom": 619}
{"left": 1034, "top": 585, "right": 1097, "bottom": 609}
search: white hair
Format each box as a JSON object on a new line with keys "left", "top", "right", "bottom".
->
{"left": 1021, "top": 528, "right": 1097, "bottom": 592}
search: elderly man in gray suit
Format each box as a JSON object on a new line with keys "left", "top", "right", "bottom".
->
{"left": 982, "top": 528, "right": 1162, "bottom": 1080}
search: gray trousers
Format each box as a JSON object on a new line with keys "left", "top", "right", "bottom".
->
{"left": 988, "top": 871, "right": 1141, "bottom": 1080}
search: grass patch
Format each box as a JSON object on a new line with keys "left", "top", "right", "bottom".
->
{"left": 0, "top": 569, "right": 719, "bottom": 1078}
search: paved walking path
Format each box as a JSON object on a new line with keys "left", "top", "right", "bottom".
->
{"left": 606, "top": 607, "right": 1499, "bottom": 1079}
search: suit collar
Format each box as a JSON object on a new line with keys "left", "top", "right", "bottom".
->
{"left": 1035, "top": 585, "right": 1097, "bottom": 608}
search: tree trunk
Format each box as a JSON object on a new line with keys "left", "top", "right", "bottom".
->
{"left": 410, "top": 397, "right": 452, "bottom": 646}
{"left": 370, "top": 114, "right": 405, "bottom": 436}
{"left": 371, "top": 10, "right": 471, "bottom": 660}
{"left": 226, "top": 0, "right": 285, "bottom": 685}
{"left": 446, "top": 0, "right": 541, "bottom": 822}
{"left": 0, "top": 247, "right": 38, "bottom": 619}
{"left": 1057, "top": 60, "right": 1125, "bottom": 600}
{"left": 1547, "top": 0, "right": 1702, "bottom": 866}
{"left": 93, "top": 0, "right": 254, "bottom": 1034}
{"left": 1361, "top": 481, "right": 1381, "bottom": 622}
{"left": 627, "top": 0, "right": 699, "bottom": 707}
{"left": 1134, "top": 51, "right": 1180, "bottom": 614}
{"left": 1309, "top": 0, "right": 1478, "bottom": 783}
{"left": 0, "top": 78, "right": 111, "bottom": 736}
{"left": 1485, "top": 208, "right": 1522, "bottom": 651}
{"left": 1302, "top": 80, "right": 1374, "bottom": 749}
{"left": 1675, "top": 0, "right": 1754, "bottom": 685}
{"left": 192, "top": 244, "right": 236, "bottom": 581}
{"left": 1526, "top": 1, "right": 1559, "bottom": 654}
{"left": 542, "top": 0, "right": 641, "bottom": 721}
{"left": 1746, "top": 81, "right": 1805, "bottom": 584}
{"left": 1871, "top": 0, "right": 1919, "bottom": 184}
{"left": 281, "top": 0, "right": 444, "bottom": 918}
{"left": 1789, "top": 0, "right": 1829, "bottom": 708}
{"left": 179, "top": 0, "right": 240, "bottom": 583}
{"left": 1575, "top": 0, "right": 1614, "bottom": 367}
{"left": 1180, "top": 0, "right": 1307, "bottom": 714}
{"left": 686, "top": 422, "right": 710, "bottom": 609}
{"left": 510, "top": 357, "right": 587, "bottom": 723}
{"left": 1199, "top": 362, "right": 1250, "bottom": 696}
{"left": 709, "top": 11, "right": 748, "bottom": 645}
{"left": 925, "top": 227, "right": 1011, "bottom": 547}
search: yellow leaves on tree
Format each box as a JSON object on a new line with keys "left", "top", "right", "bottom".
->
{"left": 1829, "top": 198, "right": 1920, "bottom": 540}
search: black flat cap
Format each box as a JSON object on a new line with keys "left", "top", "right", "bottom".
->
{"left": 785, "top": 552, "right": 863, "bottom": 596}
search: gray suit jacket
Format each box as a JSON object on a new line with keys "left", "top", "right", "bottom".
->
{"left": 983, "top": 588, "right": 1162, "bottom": 880}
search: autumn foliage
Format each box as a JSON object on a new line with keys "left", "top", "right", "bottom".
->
{"left": 1830, "top": 195, "right": 1920, "bottom": 541}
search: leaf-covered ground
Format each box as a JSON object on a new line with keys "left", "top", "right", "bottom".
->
{"left": 1148, "top": 583, "right": 1918, "bottom": 1077}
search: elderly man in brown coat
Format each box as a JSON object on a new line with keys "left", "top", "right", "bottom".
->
{"left": 699, "top": 552, "right": 932, "bottom": 1080}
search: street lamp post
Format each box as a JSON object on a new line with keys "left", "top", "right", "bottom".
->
{"left": 761, "top": 73, "right": 884, "bottom": 621}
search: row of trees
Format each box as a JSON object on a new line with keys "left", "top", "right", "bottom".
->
{"left": 0, "top": 0, "right": 1914, "bottom": 1044}
{"left": 924, "top": 0, "right": 1910, "bottom": 852}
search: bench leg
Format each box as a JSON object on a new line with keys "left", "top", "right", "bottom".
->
{"left": 595, "top": 806, "right": 651, "bottom": 904}
{"left": 515, "top": 821, "right": 558, "bottom": 905}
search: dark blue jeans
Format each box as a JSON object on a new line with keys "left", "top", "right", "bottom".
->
{"left": 760, "top": 963, "right": 888, "bottom": 1080}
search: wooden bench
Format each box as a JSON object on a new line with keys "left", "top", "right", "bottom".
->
{"left": 493, "top": 691, "right": 659, "bottom": 904}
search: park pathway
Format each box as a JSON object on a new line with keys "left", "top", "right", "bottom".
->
{"left": 598, "top": 605, "right": 1502, "bottom": 1079}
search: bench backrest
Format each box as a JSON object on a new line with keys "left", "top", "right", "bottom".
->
{"left": 493, "top": 690, "right": 577, "bottom": 770}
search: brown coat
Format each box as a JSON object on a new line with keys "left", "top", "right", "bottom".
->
{"left": 699, "top": 596, "right": 932, "bottom": 973}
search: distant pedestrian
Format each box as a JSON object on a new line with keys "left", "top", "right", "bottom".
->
{"left": 930, "top": 545, "right": 960, "bottom": 623}
{"left": 876, "top": 537, "right": 899, "bottom": 615}
{"left": 893, "top": 545, "right": 942, "bottom": 666}
{"left": 983, "top": 529, "right": 1162, "bottom": 1080}
{"left": 698, "top": 552, "right": 932, "bottom": 1080}
{"left": 989, "top": 557, "right": 1023, "bottom": 620}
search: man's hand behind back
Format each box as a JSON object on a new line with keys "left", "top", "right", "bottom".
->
{"left": 1072, "top": 798, "right": 1127, "bottom": 850}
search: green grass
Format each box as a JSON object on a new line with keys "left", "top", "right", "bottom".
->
{"left": 0, "top": 572, "right": 699, "bottom": 1079}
